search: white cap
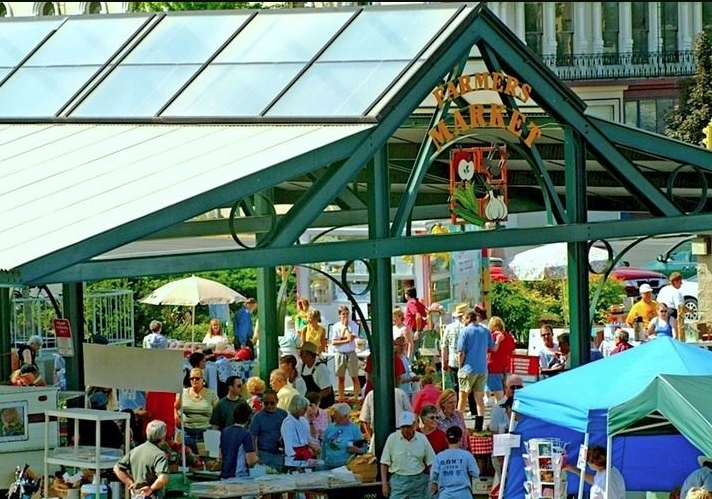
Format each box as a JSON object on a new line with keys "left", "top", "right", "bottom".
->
{"left": 639, "top": 283, "right": 653, "bottom": 295}
{"left": 397, "top": 411, "right": 415, "bottom": 427}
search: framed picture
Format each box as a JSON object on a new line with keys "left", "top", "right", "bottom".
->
{"left": 538, "top": 457, "right": 553, "bottom": 470}
{"left": 0, "top": 401, "right": 28, "bottom": 442}
{"left": 541, "top": 484, "right": 555, "bottom": 498}
{"left": 540, "top": 470, "right": 554, "bottom": 482}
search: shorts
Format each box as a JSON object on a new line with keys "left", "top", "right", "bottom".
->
{"left": 259, "top": 450, "right": 285, "bottom": 473}
{"left": 486, "top": 373, "right": 505, "bottom": 392}
{"left": 458, "top": 371, "right": 487, "bottom": 393}
{"left": 335, "top": 351, "right": 359, "bottom": 377}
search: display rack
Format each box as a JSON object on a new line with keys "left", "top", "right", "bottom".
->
{"left": 43, "top": 408, "right": 130, "bottom": 499}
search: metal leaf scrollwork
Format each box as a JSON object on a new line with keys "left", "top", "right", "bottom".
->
{"left": 228, "top": 194, "right": 278, "bottom": 249}
{"left": 666, "top": 164, "right": 708, "bottom": 215}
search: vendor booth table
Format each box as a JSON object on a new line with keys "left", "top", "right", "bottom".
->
{"left": 190, "top": 471, "right": 382, "bottom": 499}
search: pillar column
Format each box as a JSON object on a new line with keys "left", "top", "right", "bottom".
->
{"left": 693, "top": 3, "right": 702, "bottom": 38}
{"left": 619, "top": 2, "right": 633, "bottom": 53}
{"left": 0, "top": 288, "right": 11, "bottom": 382}
{"left": 575, "top": 3, "right": 588, "bottom": 54}
{"left": 649, "top": 2, "right": 661, "bottom": 52}
{"left": 564, "top": 128, "right": 590, "bottom": 367}
{"left": 62, "top": 282, "right": 84, "bottom": 390}
{"left": 696, "top": 236, "right": 712, "bottom": 328}
{"left": 592, "top": 3, "right": 604, "bottom": 53}
{"left": 515, "top": 2, "right": 525, "bottom": 41}
{"left": 543, "top": 2, "right": 557, "bottom": 56}
{"left": 679, "top": 2, "right": 692, "bottom": 51}
{"left": 369, "top": 148, "right": 394, "bottom": 457}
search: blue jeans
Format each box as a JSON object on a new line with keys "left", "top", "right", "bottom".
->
{"left": 184, "top": 427, "right": 205, "bottom": 455}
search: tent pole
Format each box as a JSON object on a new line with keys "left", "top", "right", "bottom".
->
{"left": 605, "top": 436, "right": 612, "bottom": 499}
{"left": 577, "top": 433, "right": 589, "bottom": 499}
{"left": 497, "top": 409, "right": 518, "bottom": 499}
{"left": 191, "top": 305, "right": 196, "bottom": 350}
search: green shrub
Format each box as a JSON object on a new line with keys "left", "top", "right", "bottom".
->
{"left": 491, "top": 276, "right": 626, "bottom": 346}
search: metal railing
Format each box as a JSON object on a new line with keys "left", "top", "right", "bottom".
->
{"left": 11, "top": 289, "right": 135, "bottom": 347}
{"left": 540, "top": 50, "right": 696, "bottom": 80}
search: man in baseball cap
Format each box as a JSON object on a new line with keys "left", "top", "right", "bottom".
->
{"left": 380, "top": 410, "right": 435, "bottom": 499}
{"left": 625, "top": 283, "right": 658, "bottom": 329}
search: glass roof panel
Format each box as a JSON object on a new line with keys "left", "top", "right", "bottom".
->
{"left": 0, "top": 17, "right": 146, "bottom": 117}
{"left": 214, "top": 11, "right": 353, "bottom": 63}
{"left": 121, "top": 14, "right": 249, "bottom": 64}
{"left": 267, "top": 6, "right": 460, "bottom": 116}
{"left": 267, "top": 61, "right": 404, "bottom": 117}
{"left": 29, "top": 17, "right": 146, "bottom": 65}
{"left": 72, "top": 15, "right": 247, "bottom": 117}
{"left": 0, "top": 67, "right": 96, "bottom": 117}
{"left": 164, "top": 11, "right": 350, "bottom": 117}
{"left": 318, "top": 7, "right": 458, "bottom": 62}
{"left": 0, "top": 19, "right": 62, "bottom": 67}
{"left": 163, "top": 63, "right": 303, "bottom": 116}
{"left": 72, "top": 65, "right": 199, "bottom": 117}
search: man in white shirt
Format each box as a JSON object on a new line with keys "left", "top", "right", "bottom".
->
{"left": 380, "top": 411, "right": 435, "bottom": 499}
{"left": 656, "top": 272, "right": 684, "bottom": 320}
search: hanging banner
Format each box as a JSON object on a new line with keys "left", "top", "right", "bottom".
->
{"left": 53, "top": 318, "right": 74, "bottom": 357}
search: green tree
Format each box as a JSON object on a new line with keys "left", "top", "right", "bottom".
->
{"left": 665, "top": 32, "right": 712, "bottom": 145}
{"left": 132, "top": 2, "right": 262, "bottom": 12}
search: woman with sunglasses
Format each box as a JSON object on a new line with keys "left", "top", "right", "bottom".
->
{"left": 646, "top": 302, "right": 679, "bottom": 340}
{"left": 436, "top": 390, "right": 468, "bottom": 450}
{"left": 175, "top": 367, "right": 218, "bottom": 454}
{"left": 419, "top": 404, "right": 448, "bottom": 454}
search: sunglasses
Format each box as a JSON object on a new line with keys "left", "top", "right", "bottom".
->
{"left": 510, "top": 385, "right": 524, "bottom": 390}
{"left": 264, "top": 401, "right": 277, "bottom": 406}
{"left": 189, "top": 377, "right": 202, "bottom": 381}
{"left": 425, "top": 415, "right": 439, "bottom": 420}
{"left": 234, "top": 385, "right": 243, "bottom": 389}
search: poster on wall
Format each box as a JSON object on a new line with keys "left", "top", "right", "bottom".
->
{"left": 450, "top": 247, "right": 481, "bottom": 306}
{"left": 0, "top": 401, "right": 28, "bottom": 442}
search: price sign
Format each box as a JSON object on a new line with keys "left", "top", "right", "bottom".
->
{"left": 53, "top": 318, "right": 74, "bottom": 357}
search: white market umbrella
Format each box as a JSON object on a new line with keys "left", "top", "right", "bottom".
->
{"left": 504, "top": 243, "right": 610, "bottom": 281}
{"left": 139, "top": 275, "right": 246, "bottom": 343}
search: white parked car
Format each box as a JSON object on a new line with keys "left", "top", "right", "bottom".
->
{"left": 679, "top": 276, "right": 699, "bottom": 321}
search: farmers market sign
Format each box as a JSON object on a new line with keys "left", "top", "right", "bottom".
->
{"left": 428, "top": 72, "right": 542, "bottom": 151}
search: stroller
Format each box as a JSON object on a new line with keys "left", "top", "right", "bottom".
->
{"left": 7, "top": 464, "right": 41, "bottom": 499}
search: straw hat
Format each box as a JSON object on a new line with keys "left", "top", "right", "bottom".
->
{"left": 452, "top": 303, "right": 469, "bottom": 317}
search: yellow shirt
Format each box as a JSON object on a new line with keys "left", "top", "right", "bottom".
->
{"left": 305, "top": 324, "right": 325, "bottom": 350}
{"left": 626, "top": 299, "right": 658, "bottom": 328}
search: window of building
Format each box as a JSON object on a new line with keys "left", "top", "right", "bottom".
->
{"left": 555, "top": 2, "right": 574, "bottom": 64}
{"left": 524, "top": 2, "right": 543, "bottom": 56}
{"left": 88, "top": 2, "right": 103, "bottom": 14}
{"left": 601, "top": 3, "right": 619, "bottom": 55}
{"left": 624, "top": 97, "right": 676, "bottom": 134}
{"left": 660, "top": 2, "right": 678, "bottom": 55}
{"left": 40, "top": 2, "right": 55, "bottom": 16}
{"left": 704, "top": 3, "right": 712, "bottom": 39}
{"left": 631, "top": 2, "right": 649, "bottom": 55}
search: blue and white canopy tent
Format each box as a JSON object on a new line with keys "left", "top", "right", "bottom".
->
{"left": 504, "top": 338, "right": 712, "bottom": 499}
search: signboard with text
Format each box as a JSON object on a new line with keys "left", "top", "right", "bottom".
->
{"left": 53, "top": 318, "right": 73, "bottom": 357}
